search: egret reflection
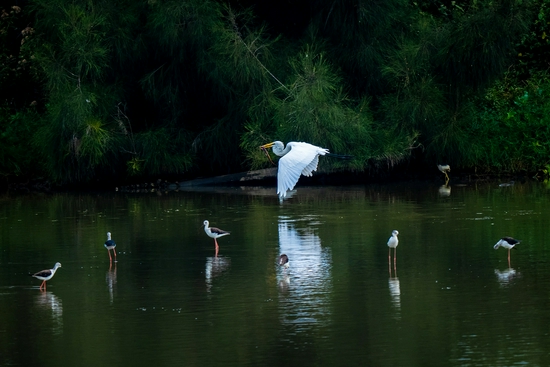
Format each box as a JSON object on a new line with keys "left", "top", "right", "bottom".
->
{"left": 205, "top": 256, "right": 231, "bottom": 292}
{"left": 34, "top": 291, "right": 63, "bottom": 335}
{"left": 277, "top": 217, "right": 332, "bottom": 331}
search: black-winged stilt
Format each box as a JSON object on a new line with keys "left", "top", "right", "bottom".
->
{"left": 104, "top": 232, "right": 117, "bottom": 262}
{"left": 387, "top": 230, "right": 399, "bottom": 270}
{"left": 494, "top": 237, "right": 520, "bottom": 265}
{"left": 31, "top": 262, "right": 62, "bottom": 291}
{"left": 279, "top": 254, "right": 289, "bottom": 269}
{"left": 203, "top": 220, "right": 230, "bottom": 254}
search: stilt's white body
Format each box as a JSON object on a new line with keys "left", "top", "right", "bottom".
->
{"left": 437, "top": 164, "right": 450, "bottom": 174}
{"left": 494, "top": 237, "right": 520, "bottom": 250}
{"left": 387, "top": 230, "right": 399, "bottom": 249}
{"left": 387, "top": 230, "right": 399, "bottom": 272}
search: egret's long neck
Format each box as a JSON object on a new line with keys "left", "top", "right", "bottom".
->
{"left": 274, "top": 143, "right": 291, "bottom": 157}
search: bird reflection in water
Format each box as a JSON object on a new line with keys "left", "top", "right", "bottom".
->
{"left": 388, "top": 277, "right": 401, "bottom": 318}
{"left": 205, "top": 256, "right": 231, "bottom": 292}
{"left": 106, "top": 262, "right": 117, "bottom": 304}
{"left": 35, "top": 291, "right": 63, "bottom": 335}
{"left": 278, "top": 274, "right": 290, "bottom": 294}
{"left": 438, "top": 184, "right": 451, "bottom": 197}
{"left": 277, "top": 217, "right": 332, "bottom": 330}
{"left": 494, "top": 268, "right": 519, "bottom": 287}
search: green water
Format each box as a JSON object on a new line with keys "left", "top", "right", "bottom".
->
{"left": 1, "top": 181, "right": 549, "bottom": 366}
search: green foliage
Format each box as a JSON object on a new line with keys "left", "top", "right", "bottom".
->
{"left": 516, "top": 0, "right": 550, "bottom": 76}
{"left": 0, "top": 107, "right": 41, "bottom": 178}
{"left": 1, "top": 0, "right": 547, "bottom": 185}
{"left": 242, "top": 44, "right": 415, "bottom": 171}
{"left": 131, "top": 128, "right": 193, "bottom": 176}
{"left": 471, "top": 70, "right": 550, "bottom": 172}
{"left": 436, "top": 0, "right": 531, "bottom": 91}
{"left": 312, "top": 0, "right": 413, "bottom": 96}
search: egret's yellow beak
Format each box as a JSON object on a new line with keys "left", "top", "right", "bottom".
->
{"left": 260, "top": 142, "right": 275, "bottom": 149}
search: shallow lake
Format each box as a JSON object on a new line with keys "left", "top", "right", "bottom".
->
{"left": 1, "top": 180, "right": 549, "bottom": 366}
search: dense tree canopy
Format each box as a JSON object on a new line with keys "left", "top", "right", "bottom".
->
{"left": 1, "top": 0, "right": 549, "bottom": 185}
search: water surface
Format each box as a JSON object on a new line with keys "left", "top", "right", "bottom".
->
{"left": 1, "top": 181, "right": 549, "bottom": 366}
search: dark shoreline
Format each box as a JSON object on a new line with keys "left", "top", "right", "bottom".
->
{"left": 1, "top": 167, "right": 532, "bottom": 195}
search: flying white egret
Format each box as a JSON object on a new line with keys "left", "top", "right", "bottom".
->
{"left": 31, "top": 262, "right": 62, "bottom": 291}
{"left": 203, "top": 220, "right": 230, "bottom": 254}
{"left": 104, "top": 232, "right": 117, "bottom": 262}
{"left": 387, "top": 230, "right": 399, "bottom": 270}
{"left": 260, "top": 141, "right": 350, "bottom": 199}
{"left": 494, "top": 237, "right": 520, "bottom": 266}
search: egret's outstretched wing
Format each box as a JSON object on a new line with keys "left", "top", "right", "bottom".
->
{"left": 277, "top": 142, "right": 328, "bottom": 198}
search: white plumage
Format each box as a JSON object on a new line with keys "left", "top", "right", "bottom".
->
{"left": 387, "top": 230, "right": 399, "bottom": 249}
{"left": 260, "top": 141, "right": 329, "bottom": 199}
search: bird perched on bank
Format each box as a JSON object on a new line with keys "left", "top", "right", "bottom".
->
{"left": 387, "top": 230, "right": 399, "bottom": 269}
{"left": 494, "top": 237, "right": 520, "bottom": 265}
{"left": 104, "top": 232, "right": 117, "bottom": 262}
{"left": 31, "top": 262, "right": 62, "bottom": 291}
{"left": 437, "top": 164, "right": 451, "bottom": 182}
{"left": 279, "top": 254, "right": 289, "bottom": 269}
{"left": 203, "top": 220, "right": 230, "bottom": 252}
{"left": 260, "top": 141, "right": 351, "bottom": 199}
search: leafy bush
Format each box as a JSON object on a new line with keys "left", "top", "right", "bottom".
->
{"left": 471, "top": 71, "right": 550, "bottom": 172}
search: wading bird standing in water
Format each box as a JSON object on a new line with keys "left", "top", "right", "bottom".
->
{"left": 31, "top": 262, "right": 62, "bottom": 291}
{"left": 204, "top": 220, "right": 230, "bottom": 255}
{"left": 260, "top": 141, "right": 351, "bottom": 199}
{"left": 104, "top": 232, "right": 117, "bottom": 262}
{"left": 494, "top": 237, "right": 521, "bottom": 267}
{"left": 387, "top": 230, "right": 399, "bottom": 272}
{"left": 437, "top": 164, "right": 451, "bottom": 184}
{"left": 279, "top": 254, "right": 289, "bottom": 270}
